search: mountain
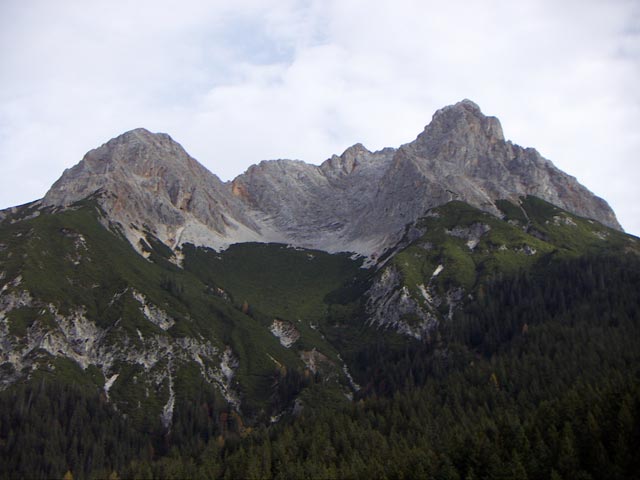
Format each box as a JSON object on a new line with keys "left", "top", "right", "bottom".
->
{"left": 42, "top": 100, "right": 620, "bottom": 259}
{"left": 43, "top": 128, "right": 267, "bottom": 253}
{"left": 230, "top": 99, "right": 621, "bottom": 257}
{"left": 1, "top": 100, "right": 639, "bottom": 479}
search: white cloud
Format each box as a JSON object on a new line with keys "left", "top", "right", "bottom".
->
{"left": 1, "top": 0, "right": 639, "bottom": 235}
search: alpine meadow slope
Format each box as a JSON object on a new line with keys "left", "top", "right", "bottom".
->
{"left": 1, "top": 100, "right": 639, "bottom": 479}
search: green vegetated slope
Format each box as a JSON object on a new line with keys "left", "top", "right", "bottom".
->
{"left": 181, "top": 240, "right": 388, "bottom": 384}
{"left": 388, "top": 196, "right": 639, "bottom": 300}
{"left": 0, "top": 200, "right": 364, "bottom": 427}
{"left": 202, "top": 253, "right": 640, "bottom": 480}
{"left": 181, "top": 242, "right": 367, "bottom": 361}
{"left": 1, "top": 196, "right": 640, "bottom": 479}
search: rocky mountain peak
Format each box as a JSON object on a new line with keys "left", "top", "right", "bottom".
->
{"left": 414, "top": 99, "right": 505, "bottom": 156}
{"left": 43, "top": 128, "right": 264, "bottom": 254}
{"left": 341, "top": 142, "right": 370, "bottom": 158}
{"left": 320, "top": 143, "right": 373, "bottom": 176}
{"left": 40, "top": 100, "right": 622, "bottom": 259}
{"left": 43, "top": 128, "right": 206, "bottom": 205}
{"left": 393, "top": 100, "right": 621, "bottom": 232}
{"left": 89, "top": 128, "right": 202, "bottom": 176}
{"left": 45, "top": 129, "right": 203, "bottom": 213}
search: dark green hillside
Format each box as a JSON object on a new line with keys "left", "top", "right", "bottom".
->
{"left": 142, "top": 253, "right": 640, "bottom": 480}
{"left": 516, "top": 196, "right": 635, "bottom": 254}
{"left": 0, "top": 201, "right": 363, "bottom": 426}
{"left": 391, "top": 200, "right": 554, "bottom": 293}
{"left": 1, "top": 197, "right": 639, "bottom": 479}
{"left": 182, "top": 242, "right": 364, "bottom": 321}
{"left": 181, "top": 242, "right": 368, "bottom": 361}
{"left": 386, "top": 196, "right": 639, "bottom": 301}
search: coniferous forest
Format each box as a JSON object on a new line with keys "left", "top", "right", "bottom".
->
{"left": 1, "top": 253, "right": 639, "bottom": 479}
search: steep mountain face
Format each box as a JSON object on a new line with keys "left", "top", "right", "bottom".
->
{"left": 392, "top": 100, "right": 620, "bottom": 230}
{"left": 0, "top": 199, "right": 366, "bottom": 428}
{"left": 229, "top": 99, "right": 621, "bottom": 256}
{"left": 230, "top": 145, "right": 398, "bottom": 255}
{"left": 42, "top": 101, "right": 621, "bottom": 260}
{"left": 365, "top": 196, "right": 637, "bottom": 340}
{"left": 43, "top": 128, "right": 266, "bottom": 253}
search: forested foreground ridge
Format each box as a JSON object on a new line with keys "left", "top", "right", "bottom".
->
{"left": 1, "top": 252, "right": 639, "bottom": 479}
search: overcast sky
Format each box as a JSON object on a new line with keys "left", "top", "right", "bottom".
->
{"left": 1, "top": 0, "right": 639, "bottom": 235}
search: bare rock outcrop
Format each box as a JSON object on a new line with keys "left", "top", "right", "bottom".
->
{"left": 42, "top": 101, "right": 622, "bottom": 258}
{"left": 43, "top": 128, "right": 266, "bottom": 253}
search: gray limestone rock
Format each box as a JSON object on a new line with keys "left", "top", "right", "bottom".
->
{"left": 42, "top": 101, "right": 622, "bottom": 258}
{"left": 43, "top": 128, "right": 264, "bottom": 253}
{"left": 227, "top": 100, "right": 620, "bottom": 256}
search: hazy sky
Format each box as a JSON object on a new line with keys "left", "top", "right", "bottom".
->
{"left": 1, "top": 0, "right": 639, "bottom": 235}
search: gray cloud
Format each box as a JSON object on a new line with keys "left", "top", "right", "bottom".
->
{"left": 1, "top": 0, "right": 639, "bottom": 236}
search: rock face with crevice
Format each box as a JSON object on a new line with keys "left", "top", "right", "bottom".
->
{"left": 42, "top": 100, "right": 621, "bottom": 259}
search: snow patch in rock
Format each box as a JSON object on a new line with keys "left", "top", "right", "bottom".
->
{"left": 214, "top": 347, "right": 240, "bottom": 409}
{"left": 337, "top": 353, "right": 360, "bottom": 392}
{"left": 417, "top": 284, "right": 432, "bottom": 303}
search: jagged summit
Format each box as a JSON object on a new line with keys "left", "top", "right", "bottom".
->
{"left": 44, "top": 128, "right": 201, "bottom": 206}
{"left": 432, "top": 98, "right": 490, "bottom": 120}
{"left": 418, "top": 99, "right": 505, "bottom": 147}
{"left": 42, "top": 101, "right": 622, "bottom": 257}
{"left": 44, "top": 127, "right": 265, "bottom": 253}
{"left": 115, "top": 127, "right": 172, "bottom": 143}
{"left": 391, "top": 100, "right": 620, "bottom": 232}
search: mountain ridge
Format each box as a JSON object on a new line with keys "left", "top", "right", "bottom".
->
{"left": 39, "top": 100, "right": 622, "bottom": 260}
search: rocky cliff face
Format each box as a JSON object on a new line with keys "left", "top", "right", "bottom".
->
{"left": 393, "top": 100, "right": 620, "bottom": 230}
{"left": 42, "top": 101, "right": 622, "bottom": 258}
{"left": 228, "top": 99, "right": 621, "bottom": 256}
{"left": 43, "top": 128, "right": 266, "bottom": 253}
{"left": 230, "top": 145, "right": 397, "bottom": 255}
